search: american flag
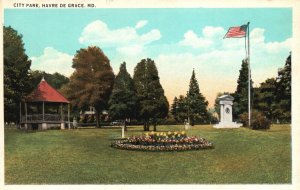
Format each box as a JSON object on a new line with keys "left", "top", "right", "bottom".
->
{"left": 223, "top": 24, "right": 248, "bottom": 38}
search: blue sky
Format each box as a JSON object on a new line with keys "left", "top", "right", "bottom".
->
{"left": 4, "top": 8, "right": 292, "bottom": 107}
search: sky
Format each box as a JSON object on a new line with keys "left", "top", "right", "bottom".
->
{"left": 4, "top": 8, "right": 292, "bottom": 107}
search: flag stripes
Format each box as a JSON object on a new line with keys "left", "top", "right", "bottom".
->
{"left": 223, "top": 25, "right": 247, "bottom": 38}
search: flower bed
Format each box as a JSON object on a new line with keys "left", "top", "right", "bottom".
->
{"left": 111, "top": 131, "right": 214, "bottom": 151}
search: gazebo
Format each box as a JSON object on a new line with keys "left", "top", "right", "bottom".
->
{"left": 20, "top": 77, "right": 70, "bottom": 130}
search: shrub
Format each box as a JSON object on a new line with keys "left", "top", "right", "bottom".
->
{"left": 239, "top": 111, "right": 271, "bottom": 130}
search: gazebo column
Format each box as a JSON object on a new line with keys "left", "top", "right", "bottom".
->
{"left": 42, "top": 101, "right": 47, "bottom": 130}
{"left": 60, "top": 103, "right": 65, "bottom": 130}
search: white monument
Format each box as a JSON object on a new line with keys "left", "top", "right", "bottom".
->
{"left": 213, "top": 94, "right": 242, "bottom": 128}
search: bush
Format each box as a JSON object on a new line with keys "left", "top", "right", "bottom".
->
{"left": 239, "top": 111, "right": 271, "bottom": 130}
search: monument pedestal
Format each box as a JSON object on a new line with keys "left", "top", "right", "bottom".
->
{"left": 213, "top": 121, "right": 242, "bottom": 128}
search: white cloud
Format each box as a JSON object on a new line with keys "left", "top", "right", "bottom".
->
{"left": 179, "top": 30, "right": 213, "bottom": 49}
{"left": 135, "top": 20, "right": 148, "bottom": 29}
{"left": 179, "top": 26, "right": 226, "bottom": 49}
{"left": 78, "top": 20, "right": 161, "bottom": 54}
{"left": 203, "top": 26, "right": 225, "bottom": 38}
{"left": 30, "top": 47, "right": 73, "bottom": 77}
{"left": 116, "top": 45, "right": 144, "bottom": 56}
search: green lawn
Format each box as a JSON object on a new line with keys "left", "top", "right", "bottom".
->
{"left": 5, "top": 124, "right": 291, "bottom": 184}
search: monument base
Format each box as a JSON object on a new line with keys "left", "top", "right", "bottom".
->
{"left": 213, "top": 122, "right": 242, "bottom": 129}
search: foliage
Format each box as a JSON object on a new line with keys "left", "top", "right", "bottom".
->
{"left": 233, "top": 59, "right": 253, "bottom": 120}
{"left": 187, "top": 69, "right": 209, "bottom": 125}
{"left": 133, "top": 58, "right": 169, "bottom": 131}
{"left": 108, "top": 62, "right": 138, "bottom": 129}
{"left": 62, "top": 46, "right": 114, "bottom": 128}
{"left": 170, "top": 95, "right": 188, "bottom": 123}
{"left": 274, "top": 53, "right": 291, "bottom": 123}
{"left": 30, "top": 70, "right": 69, "bottom": 90}
{"left": 239, "top": 111, "right": 271, "bottom": 130}
{"left": 251, "top": 53, "right": 291, "bottom": 123}
{"left": 253, "top": 78, "right": 276, "bottom": 122}
{"left": 4, "top": 26, "right": 32, "bottom": 123}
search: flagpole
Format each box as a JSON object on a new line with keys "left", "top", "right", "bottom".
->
{"left": 247, "top": 22, "right": 251, "bottom": 127}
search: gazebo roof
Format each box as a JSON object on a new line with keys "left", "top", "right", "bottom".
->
{"left": 25, "top": 78, "right": 69, "bottom": 103}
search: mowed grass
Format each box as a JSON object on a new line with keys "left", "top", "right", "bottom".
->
{"left": 5, "top": 124, "right": 291, "bottom": 184}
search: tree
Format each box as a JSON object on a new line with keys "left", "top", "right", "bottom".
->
{"left": 108, "top": 62, "right": 138, "bottom": 130}
{"left": 233, "top": 59, "right": 253, "bottom": 120}
{"left": 171, "top": 97, "right": 179, "bottom": 121}
{"left": 30, "top": 70, "right": 69, "bottom": 90}
{"left": 63, "top": 46, "right": 114, "bottom": 128}
{"left": 274, "top": 53, "right": 291, "bottom": 122}
{"left": 253, "top": 78, "right": 276, "bottom": 122}
{"left": 133, "top": 58, "right": 169, "bottom": 131}
{"left": 4, "top": 26, "right": 32, "bottom": 123}
{"left": 187, "top": 69, "right": 209, "bottom": 125}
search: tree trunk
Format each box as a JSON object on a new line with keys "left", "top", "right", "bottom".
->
{"left": 95, "top": 110, "right": 100, "bottom": 128}
{"left": 144, "top": 119, "right": 150, "bottom": 131}
{"left": 153, "top": 123, "right": 157, "bottom": 131}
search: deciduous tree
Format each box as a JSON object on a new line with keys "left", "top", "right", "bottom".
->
{"left": 4, "top": 26, "right": 32, "bottom": 123}
{"left": 63, "top": 46, "right": 114, "bottom": 128}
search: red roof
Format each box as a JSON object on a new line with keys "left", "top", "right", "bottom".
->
{"left": 25, "top": 78, "right": 69, "bottom": 103}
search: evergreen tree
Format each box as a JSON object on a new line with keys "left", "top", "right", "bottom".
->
{"left": 253, "top": 78, "right": 276, "bottom": 122}
{"left": 274, "top": 53, "right": 291, "bottom": 122}
{"left": 171, "top": 97, "right": 179, "bottom": 121}
{"left": 63, "top": 46, "right": 114, "bottom": 128}
{"left": 187, "top": 69, "right": 209, "bottom": 125}
{"left": 108, "top": 62, "right": 138, "bottom": 130}
{"left": 133, "top": 58, "right": 169, "bottom": 131}
{"left": 4, "top": 26, "right": 32, "bottom": 123}
{"left": 233, "top": 59, "right": 253, "bottom": 120}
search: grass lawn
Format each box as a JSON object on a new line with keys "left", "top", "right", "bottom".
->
{"left": 5, "top": 124, "right": 291, "bottom": 184}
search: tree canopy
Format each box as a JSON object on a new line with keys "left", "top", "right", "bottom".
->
{"left": 108, "top": 62, "right": 138, "bottom": 129}
{"left": 233, "top": 59, "right": 253, "bottom": 120}
{"left": 187, "top": 69, "right": 209, "bottom": 125}
{"left": 63, "top": 46, "right": 114, "bottom": 128}
{"left": 4, "top": 26, "right": 32, "bottom": 123}
{"left": 133, "top": 58, "right": 169, "bottom": 131}
{"left": 30, "top": 70, "right": 69, "bottom": 90}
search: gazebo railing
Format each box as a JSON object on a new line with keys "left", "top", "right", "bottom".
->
{"left": 21, "top": 114, "right": 69, "bottom": 123}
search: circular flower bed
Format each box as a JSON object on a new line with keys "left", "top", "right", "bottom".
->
{"left": 111, "top": 131, "right": 214, "bottom": 151}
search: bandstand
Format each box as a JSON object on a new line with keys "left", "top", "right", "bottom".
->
{"left": 20, "top": 78, "right": 70, "bottom": 130}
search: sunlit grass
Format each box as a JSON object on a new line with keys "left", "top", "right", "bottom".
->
{"left": 5, "top": 124, "right": 291, "bottom": 184}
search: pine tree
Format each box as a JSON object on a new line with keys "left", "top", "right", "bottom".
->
{"left": 187, "top": 69, "right": 209, "bottom": 125}
{"left": 63, "top": 46, "right": 114, "bottom": 128}
{"left": 4, "top": 26, "right": 32, "bottom": 123}
{"left": 171, "top": 97, "right": 179, "bottom": 121}
{"left": 233, "top": 59, "right": 253, "bottom": 120}
{"left": 133, "top": 58, "right": 169, "bottom": 131}
{"left": 108, "top": 62, "right": 138, "bottom": 130}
